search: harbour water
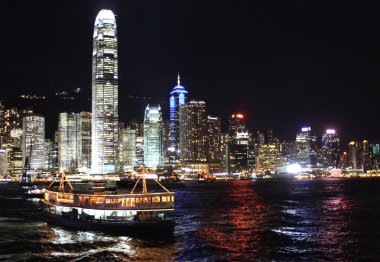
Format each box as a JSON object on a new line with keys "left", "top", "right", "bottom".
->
{"left": 1, "top": 178, "right": 380, "bottom": 261}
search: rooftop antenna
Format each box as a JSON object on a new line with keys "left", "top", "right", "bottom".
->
{"left": 177, "top": 72, "right": 180, "bottom": 86}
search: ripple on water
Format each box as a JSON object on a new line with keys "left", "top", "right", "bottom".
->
{"left": 1, "top": 179, "right": 380, "bottom": 261}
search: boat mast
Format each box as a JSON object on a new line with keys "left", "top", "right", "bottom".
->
{"left": 142, "top": 173, "right": 147, "bottom": 193}
{"left": 59, "top": 171, "right": 74, "bottom": 192}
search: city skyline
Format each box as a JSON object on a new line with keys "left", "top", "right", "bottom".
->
{"left": 2, "top": 2, "right": 380, "bottom": 260}
{"left": 1, "top": 1, "right": 380, "bottom": 143}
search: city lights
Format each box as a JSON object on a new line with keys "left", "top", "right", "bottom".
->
{"left": 326, "top": 129, "right": 336, "bottom": 135}
{"left": 287, "top": 163, "right": 302, "bottom": 174}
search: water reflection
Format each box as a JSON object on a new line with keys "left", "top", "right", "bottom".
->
{"left": 195, "top": 181, "right": 272, "bottom": 259}
{"left": 1, "top": 179, "right": 380, "bottom": 261}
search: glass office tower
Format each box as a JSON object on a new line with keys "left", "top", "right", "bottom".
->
{"left": 91, "top": 9, "right": 119, "bottom": 174}
{"left": 144, "top": 104, "right": 163, "bottom": 168}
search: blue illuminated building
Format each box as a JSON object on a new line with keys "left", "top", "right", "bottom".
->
{"left": 168, "top": 73, "right": 188, "bottom": 165}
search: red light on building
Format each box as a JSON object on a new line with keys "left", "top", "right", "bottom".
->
{"left": 236, "top": 113, "right": 244, "bottom": 119}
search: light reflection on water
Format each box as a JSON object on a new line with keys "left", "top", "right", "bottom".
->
{"left": 1, "top": 178, "right": 380, "bottom": 261}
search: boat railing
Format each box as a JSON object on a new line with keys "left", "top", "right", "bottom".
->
{"left": 44, "top": 190, "right": 175, "bottom": 210}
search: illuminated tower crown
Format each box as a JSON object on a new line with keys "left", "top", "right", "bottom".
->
{"left": 168, "top": 73, "right": 188, "bottom": 165}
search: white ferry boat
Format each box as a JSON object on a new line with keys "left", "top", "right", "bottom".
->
{"left": 43, "top": 172, "right": 175, "bottom": 236}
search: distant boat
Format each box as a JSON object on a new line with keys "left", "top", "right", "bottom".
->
{"left": 197, "top": 172, "right": 215, "bottom": 184}
{"left": 42, "top": 172, "right": 175, "bottom": 236}
{"left": 159, "top": 174, "right": 186, "bottom": 189}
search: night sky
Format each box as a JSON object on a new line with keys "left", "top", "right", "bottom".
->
{"left": 1, "top": 0, "right": 380, "bottom": 144}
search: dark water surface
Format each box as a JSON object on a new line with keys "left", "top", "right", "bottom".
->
{"left": 1, "top": 178, "right": 380, "bottom": 261}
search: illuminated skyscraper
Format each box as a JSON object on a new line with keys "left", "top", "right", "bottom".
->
{"left": 278, "top": 141, "right": 297, "bottom": 165}
{"left": 226, "top": 113, "right": 254, "bottom": 173}
{"left": 4, "top": 108, "right": 22, "bottom": 145}
{"left": 320, "top": 129, "right": 340, "bottom": 167}
{"left": 78, "top": 112, "right": 92, "bottom": 172}
{"left": 45, "top": 139, "right": 58, "bottom": 172}
{"left": 58, "top": 112, "right": 92, "bottom": 173}
{"left": 360, "top": 140, "right": 371, "bottom": 172}
{"left": 120, "top": 127, "right": 137, "bottom": 170}
{"left": 179, "top": 100, "right": 207, "bottom": 163}
{"left": 206, "top": 116, "right": 221, "bottom": 163}
{"left": 0, "top": 148, "right": 6, "bottom": 175}
{"left": 295, "top": 127, "right": 317, "bottom": 167}
{"left": 255, "top": 130, "right": 280, "bottom": 174}
{"left": 91, "top": 9, "right": 119, "bottom": 174}
{"left": 136, "top": 136, "right": 144, "bottom": 166}
{"left": 348, "top": 141, "right": 358, "bottom": 169}
{"left": 0, "top": 101, "right": 5, "bottom": 148}
{"left": 161, "top": 120, "right": 170, "bottom": 165}
{"left": 348, "top": 140, "right": 371, "bottom": 172}
{"left": 371, "top": 143, "right": 380, "bottom": 170}
{"left": 58, "top": 113, "right": 78, "bottom": 172}
{"left": 128, "top": 119, "right": 143, "bottom": 167}
{"left": 168, "top": 74, "right": 188, "bottom": 165}
{"left": 22, "top": 114, "right": 45, "bottom": 170}
{"left": 256, "top": 144, "right": 279, "bottom": 172}
{"left": 144, "top": 104, "right": 163, "bottom": 168}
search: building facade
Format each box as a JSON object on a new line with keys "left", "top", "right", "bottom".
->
{"left": 179, "top": 100, "right": 207, "bottom": 163}
{"left": 22, "top": 114, "right": 45, "bottom": 170}
{"left": 91, "top": 9, "right": 119, "bottom": 174}
{"left": 168, "top": 74, "right": 188, "bottom": 165}
{"left": 125, "top": 128, "right": 137, "bottom": 170}
{"left": 226, "top": 113, "right": 254, "bottom": 173}
{"left": 0, "top": 101, "right": 4, "bottom": 148}
{"left": 256, "top": 144, "right": 280, "bottom": 173}
{"left": 58, "top": 112, "right": 91, "bottom": 173}
{"left": 319, "top": 129, "right": 340, "bottom": 168}
{"left": 45, "top": 139, "right": 58, "bottom": 172}
{"left": 206, "top": 116, "right": 221, "bottom": 163}
{"left": 295, "top": 127, "right": 317, "bottom": 167}
{"left": 143, "top": 104, "right": 163, "bottom": 168}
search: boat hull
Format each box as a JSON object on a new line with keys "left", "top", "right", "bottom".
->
{"left": 46, "top": 212, "right": 175, "bottom": 237}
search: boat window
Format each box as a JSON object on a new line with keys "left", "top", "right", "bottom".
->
{"left": 136, "top": 198, "right": 142, "bottom": 204}
{"left": 57, "top": 193, "right": 74, "bottom": 204}
{"left": 124, "top": 198, "right": 130, "bottom": 207}
{"left": 152, "top": 196, "right": 160, "bottom": 203}
{"left": 171, "top": 196, "right": 175, "bottom": 202}
{"left": 90, "top": 197, "right": 96, "bottom": 205}
{"left": 131, "top": 198, "right": 135, "bottom": 206}
{"left": 143, "top": 197, "right": 151, "bottom": 203}
{"left": 106, "top": 197, "right": 122, "bottom": 204}
{"left": 162, "top": 196, "right": 170, "bottom": 202}
{"left": 96, "top": 197, "right": 104, "bottom": 204}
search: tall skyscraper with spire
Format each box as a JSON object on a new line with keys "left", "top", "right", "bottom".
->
{"left": 91, "top": 9, "right": 119, "bottom": 174}
{"left": 168, "top": 73, "right": 188, "bottom": 165}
